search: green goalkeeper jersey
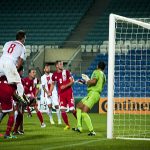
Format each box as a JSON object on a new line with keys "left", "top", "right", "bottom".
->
{"left": 87, "top": 69, "right": 106, "bottom": 94}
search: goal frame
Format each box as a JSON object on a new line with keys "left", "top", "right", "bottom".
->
{"left": 107, "top": 13, "right": 150, "bottom": 140}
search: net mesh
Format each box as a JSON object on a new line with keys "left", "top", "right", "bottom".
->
{"left": 113, "top": 18, "right": 150, "bottom": 139}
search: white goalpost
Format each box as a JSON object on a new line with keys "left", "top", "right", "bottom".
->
{"left": 107, "top": 14, "right": 150, "bottom": 140}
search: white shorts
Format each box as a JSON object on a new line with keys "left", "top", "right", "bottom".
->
{"left": 42, "top": 94, "right": 59, "bottom": 106}
{"left": 0, "top": 59, "right": 21, "bottom": 83}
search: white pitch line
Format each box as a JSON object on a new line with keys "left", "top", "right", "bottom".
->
{"left": 42, "top": 138, "right": 107, "bottom": 150}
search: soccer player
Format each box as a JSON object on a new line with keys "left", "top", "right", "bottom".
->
{"left": 13, "top": 66, "right": 26, "bottom": 135}
{"left": 0, "top": 30, "right": 26, "bottom": 100}
{"left": 73, "top": 61, "right": 106, "bottom": 136}
{"left": 0, "top": 76, "right": 17, "bottom": 139}
{"left": 50, "top": 60, "right": 76, "bottom": 130}
{"left": 41, "top": 64, "right": 61, "bottom": 124}
{"left": 23, "top": 68, "right": 46, "bottom": 128}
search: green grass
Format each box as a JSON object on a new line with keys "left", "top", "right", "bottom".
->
{"left": 0, "top": 113, "right": 150, "bottom": 150}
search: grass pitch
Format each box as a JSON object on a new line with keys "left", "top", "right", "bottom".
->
{"left": 0, "top": 113, "right": 149, "bottom": 150}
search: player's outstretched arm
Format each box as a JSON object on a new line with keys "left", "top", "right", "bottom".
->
{"left": 16, "top": 57, "right": 23, "bottom": 69}
{"left": 81, "top": 74, "right": 90, "bottom": 83}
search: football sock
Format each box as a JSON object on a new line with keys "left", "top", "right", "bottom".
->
{"left": 14, "top": 110, "right": 18, "bottom": 123}
{"left": 61, "top": 111, "right": 69, "bottom": 126}
{"left": 19, "top": 113, "right": 24, "bottom": 131}
{"left": 77, "top": 108, "right": 82, "bottom": 128}
{"left": 37, "top": 111, "right": 44, "bottom": 124}
{"left": 5, "top": 114, "right": 14, "bottom": 136}
{"left": 56, "top": 109, "right": 61, "bottom": 121}
{"left": 13, "top": 113, "right": 22, "bottom": 132}
{"left": 47, "top": 108, "right": 53, "bottom": 121}
{"left": 82, "top": 112, "right": 93, "bottom": 131}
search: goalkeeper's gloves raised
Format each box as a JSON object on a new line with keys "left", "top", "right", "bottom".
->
{"left": 81, "top": 74, "right": 90, "bottom": 84}
{"left": 77, "top": 79, "right": 86, "bottom": 84}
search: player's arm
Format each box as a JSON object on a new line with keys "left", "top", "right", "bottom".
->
{"left": 35, "top": 85, "right": 40, "bottom": 98}
{"left": 61, "top": 77, "right": 74, "bottom": 90}
{"left": 16, "top": 57, "right": 23, "bottom": 69}
{"left": 49, "top": 81, "right": 55, "bottom": 96}
{"left": 42, "top": 85, "right": 51, "bottom": 97}
{"left": 87, "top": 78, "right": 97, "bottom": 86}
{"left": 16, "top": 46, "right": 26, "bottom": 69}
{"left": 86, "top": 71, "right": 98, "bottom": 86}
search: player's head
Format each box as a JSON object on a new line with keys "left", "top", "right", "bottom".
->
{"left": 28, "top": 68, "right": 36, "bottom": 79}
{"left": 44, "top": 63, "right": 50, "bottom": 74}
{"left": 55, "top": 60, "right": 63, "bottom": 71}
{"left": 97, "top": 61, "right": 106, "bottom": 71}
{"left": 16, "top": 30, "right": 26, "bottom": 44}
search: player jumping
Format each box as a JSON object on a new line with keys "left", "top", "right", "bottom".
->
{"left": 0, "top": 30, "right": 26, "bottom": 101}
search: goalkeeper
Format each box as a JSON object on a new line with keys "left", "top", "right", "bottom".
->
{"left": 73, "top": 61, "right": 106, "bottom": 136}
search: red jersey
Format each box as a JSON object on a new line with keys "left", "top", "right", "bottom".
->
{"left": 22, "top": 77, "right": 39, "bottom": 97}
{"left": 52, "top": 70, "right": 73, "bottom": 94}
{"left": 0, "top": 76, "right": 16, "bottom": 111}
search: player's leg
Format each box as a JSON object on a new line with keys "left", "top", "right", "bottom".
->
{"left": 4, "top": 111, "right": 17, "bottom": 139}
{"left": 55, "top": 105, "right": 61, "bottom": 124}
{"left": 46, "top": 97, "right": 55, "bottom": 124}
{"left": 74, "top": 101, "right": 86, "bottom": 132}
{"left": 34, "top": 101, "right": 46, "bottom": 128}
{"left": 13, "top": 101, "right": 18, "bottom": 123}
{"left": 59, "top": 94, "right": 70, "bottom": 130}
{"left": 18, "top": 103, "right": 25, "bottom": 134}
{"left": 0, "top": 84, "right": 17, "bottom": 138}
{"left": 26, "top": 105, "right": 32, "bottom": 117}
{"left": 13, "top": 110, "right": 23, "bottom": 135}
{"left": 67, "top": 94, "right": 77, "bottom": 119}
{"left": 3, "top": 62, "right": 24, "bottom": 97}
{"left": 81, "top": 92, "right": 100, "bottom": 136}
{"left": 52, "top": 95, "right": 61, "bottom": 124}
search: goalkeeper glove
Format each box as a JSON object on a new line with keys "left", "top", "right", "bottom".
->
{"left": 77, "top": 79, "right": 86, "bottom": 84}
{"left": 81, "top": 74, "right": 90, "bottom": 83}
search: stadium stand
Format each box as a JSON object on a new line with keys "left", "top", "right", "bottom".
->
{"left": 0, "top": 0, "right": 94, "bottom": 46}
{"left": 73, "top": 0, "right": 150, "bottom": 98}
{"left": 83, "top": 0, "right": 150, "bottom": 50}
{"left": 1, "top": 0, "right": 150, "bottom": 98}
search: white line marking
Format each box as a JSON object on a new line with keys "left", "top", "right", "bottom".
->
{"left": 42, "top": 138, "right": 107, "bottom": 150}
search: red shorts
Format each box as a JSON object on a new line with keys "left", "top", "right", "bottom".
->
{"left": 0, "top": 83, "right": 15, "bottom": 112}
{"left": 59, "top": 91, "right": 75, "bottom": 110}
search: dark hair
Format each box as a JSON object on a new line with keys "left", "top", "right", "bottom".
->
{"left": 55, "top": 60, "right": 61, "bottom": 66}
{"left": 28, "top": 68, "right": 35, "bottom": 74}
{"left": 98, "top": 61, "right": 106, "bottom": 70}
{"left": 44, "top": 63, "right": 50, "bottom": 67}
{"left": 16, "top": 30, "right": 26, "bottom": 40}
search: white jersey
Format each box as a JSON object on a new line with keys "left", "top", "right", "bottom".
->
{"left": 41, "top": 73, "right": 58, "bottom": 97}
{"left": 1, "top": 40, "right": 26, "bottom": 65}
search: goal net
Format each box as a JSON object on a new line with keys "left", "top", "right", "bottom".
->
{"left": 107, "top": 14, "right": 150, "bottom": 140}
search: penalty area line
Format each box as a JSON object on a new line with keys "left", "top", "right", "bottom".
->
{"left": 42, "top": 138, "right": 107, "bottom": 150}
